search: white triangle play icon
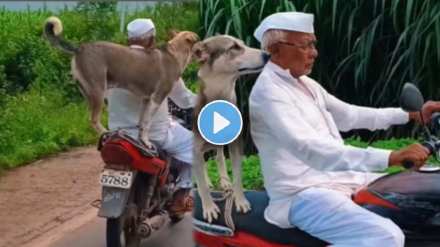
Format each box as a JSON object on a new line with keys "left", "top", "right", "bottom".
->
{"left": 213, "top": 111, "right": 230, "bottom": 134}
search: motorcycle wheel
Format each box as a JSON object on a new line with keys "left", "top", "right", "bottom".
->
{"left": 106, "top": 213, "right": 141, "bottom": 247}
{"left": 106, "top": 174, "right": 144, "bottom": 247}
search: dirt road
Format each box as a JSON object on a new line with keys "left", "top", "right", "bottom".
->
{"left": 0, "top": 147, "right": 103, "bottom": 247}
{"left": 0, "top": 146, "right": 195, "bottom": 247}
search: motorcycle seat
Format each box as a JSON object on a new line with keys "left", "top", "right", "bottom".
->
{"left": 193, "top": 190, "right": 327, "bottom": 247}
{"left": 98, "top": 129, "right": 159, "bottom": 157}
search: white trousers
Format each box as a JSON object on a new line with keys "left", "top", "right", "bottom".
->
{"left": 159, "top": 120, "right": 193, "bottom": 189}
{"left": 288, "top": 187, "right": 405, "bottom": 247}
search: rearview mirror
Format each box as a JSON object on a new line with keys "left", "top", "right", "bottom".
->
{"left": 399, "top": 83, "right": 424, "bottom": 112}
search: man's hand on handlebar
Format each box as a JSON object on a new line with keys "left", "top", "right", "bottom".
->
{"left": 389, "top": 143, "right": 430, "bottom": 168}
{"left": 409, "top": 101, "right": 440, "bottom": 124}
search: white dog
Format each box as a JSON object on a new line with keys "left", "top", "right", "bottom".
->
{"left": 192, "top": 35, "right": 269, "bottom": 222}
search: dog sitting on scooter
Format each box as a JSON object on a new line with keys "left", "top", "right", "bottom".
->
{"left": 192, "top": 35, "right": 269, "bottom": 223}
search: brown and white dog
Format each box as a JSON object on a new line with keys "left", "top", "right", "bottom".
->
{"left": 192, "top": 35, "right": 269, "bottom": 222}
{"left": 43, "top": 16, "right": 199, "bottom": 147}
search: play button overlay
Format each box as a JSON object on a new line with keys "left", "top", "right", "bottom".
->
{"left": 197, "top": 100, "right": 243, "bottom": 145}
{"left": 213, "top": 112, "right": 230, "bottom": 134}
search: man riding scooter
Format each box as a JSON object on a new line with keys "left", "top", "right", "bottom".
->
{"left": 249, "top": 12, "right": 440, "bottom": 246}
{"left": 106, "top": 18, "right": 196, "bottom": 217}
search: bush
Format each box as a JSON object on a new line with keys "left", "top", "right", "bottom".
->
{"left": 0, "top": 87, "right": 98, "bottom": 168}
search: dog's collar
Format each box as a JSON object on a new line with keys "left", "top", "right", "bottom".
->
{"left": 129, "top": 45, "right": 145, "bottom": 50}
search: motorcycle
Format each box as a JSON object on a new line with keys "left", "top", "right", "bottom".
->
{"left": 192, "top": 83, "right": 440, "bottom": 247}
{"left": 96, "top": 100, "right": 193, "bottom": 247}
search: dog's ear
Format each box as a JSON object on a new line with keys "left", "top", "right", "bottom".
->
{"left": 186, "top": 33, "right": 200, "bottom": 44}
{"left": 192, "top": 41, "right": 209, "bottom": 64}
{"left": 168, "top": 29, "right": 180, "bottom": 39}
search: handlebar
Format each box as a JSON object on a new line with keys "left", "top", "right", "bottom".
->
{"left": 402, "top": 142, "right": 436, "bottom": 169}
{"left": 168, "top": 99, "right": 193, "bottom": 130}
{"left": 402, "top": 113, "right": 440, "bottom": 169}
{"left": 431, "top": 112, "right": 440, "bottom": 133}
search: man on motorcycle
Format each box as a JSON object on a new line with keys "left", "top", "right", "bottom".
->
{"left": 249, "top": 12, "right": 440, "bottom": 247}
{"left": 107, "top": 18, "right": 195, "bottom": 216}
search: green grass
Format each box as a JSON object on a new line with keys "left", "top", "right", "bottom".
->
{"left": 0, "top": 88, "right": 99, "bottom": 168}
{"left": 206, "top": 154, "right": 264, "bottom": 190}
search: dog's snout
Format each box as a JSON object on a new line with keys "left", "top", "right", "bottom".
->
{"left": 262, "top": 52, "right": 271, "bottom": 63}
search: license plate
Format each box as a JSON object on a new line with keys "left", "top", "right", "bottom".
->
{"left": 100, "top": 169, "right": 133, "bottom": 189}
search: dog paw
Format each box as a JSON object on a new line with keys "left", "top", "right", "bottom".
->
{"left": 202, "top": 200, "right": 220, "bottom": 223}
{"left": 233, "top": 193, "right": 251, "bottom": 213}
{"left": 94, "top": 123, "right": 107, "bottom": 134}
{"left": 219, "top": 177, "right": 232, "bottom": 190}
{"left": 140, "top": 137, "right": 153, "bottom": 149}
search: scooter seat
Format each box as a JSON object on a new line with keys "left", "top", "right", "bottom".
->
{"left": 193, "top": 190, "right": 327, "bottom": 247}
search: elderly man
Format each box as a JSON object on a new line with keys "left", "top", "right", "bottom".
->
{"left": 249, "top": 12, "right": 440, "bottom": 246}
{"left": 127, "top": 18, "right": 156, "bottom": 50}
{"left": 107, "top": 18, "right": 196, "bottom": 215}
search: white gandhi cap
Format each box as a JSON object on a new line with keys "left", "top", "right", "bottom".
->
{"left": 254, "top": 12, "right": 314, "bottom": 42}
{"left": 127, "top": 18, "right": 155, "bottom": 38}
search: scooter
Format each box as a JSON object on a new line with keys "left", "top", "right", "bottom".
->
{"left": 193, "top": 83, "right": 440, "bottom": 247}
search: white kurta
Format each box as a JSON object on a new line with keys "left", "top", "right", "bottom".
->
{"left": 249, "top": 61, "right": 409, "bottom": 228}
{"left": 106, "top": 44, "right": 196, "bottom": 166}
{"left": 108, "top": 77, "right": 195, "bottom": 145}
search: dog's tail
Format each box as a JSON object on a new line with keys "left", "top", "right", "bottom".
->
{"left": 43, "top": 16, "right": 78, "bottom": 55}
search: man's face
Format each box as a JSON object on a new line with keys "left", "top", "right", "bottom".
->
{"left": 270, "top": 31, "right": 318, "bottom": 78}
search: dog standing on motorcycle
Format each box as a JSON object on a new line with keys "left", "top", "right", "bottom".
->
{"left": 249, "top": 12, "right": 440, "bottom": 247}
{"left": 107, "top": 18, "right": 195, "bottom": 216}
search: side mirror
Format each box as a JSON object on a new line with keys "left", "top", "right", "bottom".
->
{"left": 399, "top": 83, "right": 424, "bottom": 112}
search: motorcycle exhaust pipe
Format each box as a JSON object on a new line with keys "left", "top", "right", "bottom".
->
{"left": 137, "top": 213, "right": 169, "bottom": 238}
